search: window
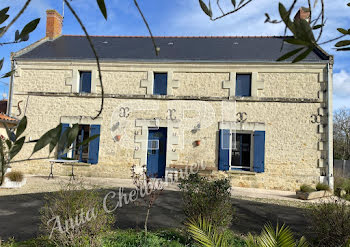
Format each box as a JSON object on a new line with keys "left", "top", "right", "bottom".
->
{"left": 218, "top": 129, "right": 265, "bottom": 173}
{"left": 231, "top": 133, "right": 251, "bottom": 170}
{"left": 58, "top": 123, "right": 101, "bottom": 164}
{"left": 73, "top": 125, "right": 90, "bottom": 163}
{"left": 153, "top": 73, "right": 167, "bottom": 95}
{"left": 236, "top": 74, "right": 251, "bottom": 97}
{"left": 79, "top": 71, "right": 92, "bottom": 93}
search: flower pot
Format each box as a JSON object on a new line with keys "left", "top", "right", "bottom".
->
{"left": 195, "top": 140, "right": 201, "bottom": 146}
{"left": 115, "top": 135, "right": 121, "bottom": 142}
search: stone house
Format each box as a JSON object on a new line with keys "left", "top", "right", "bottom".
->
{"left": 8, "top": 9, "right": 334, "bottom": 191}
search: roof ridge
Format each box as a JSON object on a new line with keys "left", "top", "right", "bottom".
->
{"left": 62, "top": 35, "right": 292, "bottom": 38}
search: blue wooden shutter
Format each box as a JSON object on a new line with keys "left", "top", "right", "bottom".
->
{"left": 218, "top": 129, "right": 230, "bottom": 171}
{"left": 253, "top": 131, "right": 265, "bottom": 173}
{"left": 236, "top": 74, "right": 251, "bottom": 97}
{"left": 58, "top": 123, "right": 69, "bottom": 159}
{"left": 88, "top": 125, "right": 101, "bottom": 164}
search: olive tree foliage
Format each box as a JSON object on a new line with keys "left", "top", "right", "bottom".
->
{"left": 198, "top": 0, "right": 350, "bottom": 62}
{"left": 0, "top": 117, "right": 98, "bottom": 186}
{"left": 334, "top": 108, "right": 350, "bottom": 160}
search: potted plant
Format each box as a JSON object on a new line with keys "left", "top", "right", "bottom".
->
{"left": 195, "top": 140, "right": 201, "bottom": 146}
{"left": 115, "top": 135, "right": 121, "bottom": 142}
{"left": 1, "top": 171, "right": 26, "bottom": 188}
{"left": 296, "top": 183, "right": 331, "bottom": 200}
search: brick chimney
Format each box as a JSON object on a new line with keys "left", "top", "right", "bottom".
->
{"left": 46, "top": 9, "right": 63, "bottom": 39}
{"left": 294, "top": 7, "right": 311, "bottom": 23}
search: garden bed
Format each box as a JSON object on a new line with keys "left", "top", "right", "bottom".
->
{"left": 296, "top": 190, "right": 332, "bottom": 200}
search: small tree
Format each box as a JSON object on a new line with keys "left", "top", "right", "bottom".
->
{"left": 131, "top": 165, "right": 164, "bottom": 237}
{"left": 334, "top": 108, "right": 350, "bottom": 160}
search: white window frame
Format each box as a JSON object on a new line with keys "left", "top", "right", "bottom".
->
{"left": 228, "top": 130, "right": 254, "bottom": 171}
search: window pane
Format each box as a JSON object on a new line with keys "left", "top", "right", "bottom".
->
{"left": 80, "top": 71, "right": 92, "bottom": 93}
{"left": 236, "top": 74, "right": 251, "bottom": 97}
{"left": 153, "top": 73, "right": 167, "bottom": 95}
{"left": 231, "top": 134, "right": 251, "bottom": 168}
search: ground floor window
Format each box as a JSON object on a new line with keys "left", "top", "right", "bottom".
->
{"left": 72, "top": 125, "right": 90, "bottom": 163}
{"left": 59, "top": 123, "right": 100, "bottom": 164}
{"left": 218, "top": 129, "right": 265, "bottom": 173}
{"left": 231, "top": 133, "right": 251, "bottom": 170}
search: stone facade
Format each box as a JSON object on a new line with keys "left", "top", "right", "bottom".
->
{"left": 9, "top": 60, "right": 332, "bottom": 191}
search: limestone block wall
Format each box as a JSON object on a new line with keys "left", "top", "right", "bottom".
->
{"left": 9, "top": 60, "right": 330, "bottom": 191}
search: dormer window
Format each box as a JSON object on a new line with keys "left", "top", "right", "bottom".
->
{"left": 153, "top": 73, "right": 167, "bottom": 95}
{"left": 79, "top": 71, "right": 92, "bottom": 93}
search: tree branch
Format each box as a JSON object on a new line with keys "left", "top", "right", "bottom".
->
{"left": 0, "top": 0, "right": 32, "bottom": 39}
{"left": 212, "top": 0, "right": 253, "bottom": 21}
{"left": 133, "top": 0, "right": 159, "bottom": 56}
{"left": 63, "top": 0, "right": 104, "bottom": 120}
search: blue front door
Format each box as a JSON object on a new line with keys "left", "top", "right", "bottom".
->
{"left": 147, "top": 127, "right": 167, "bottom": 178}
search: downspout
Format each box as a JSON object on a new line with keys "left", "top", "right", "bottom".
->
{"left": 327, "top": 58, "right": 334, "bottom": 190}
{"left": 7, "top": 54, "right": 16, "bottom": 116}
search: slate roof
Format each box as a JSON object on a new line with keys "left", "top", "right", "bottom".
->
{"left": 15, "top": 35, "right": 330, "bottom": 63}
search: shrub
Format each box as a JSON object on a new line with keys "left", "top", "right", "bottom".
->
{"left": 102, "top": 230, "right": 193, "bottom": 247}
{"left": 309, "top": 200, "right": 350, "bottom": 247}
{"left": 316, "top": 182, "right": 330, "bottom": 191}
{"left": 5, "top": 171, "right": 23, "bottom": 182}
{"left": 178, "top": 173, "right": 233, "bottom": 229}
{"left": 299, "top": 184, "right": 316, "bottom": 193}
{"left": 40, "top": 182, "right": 115, "bottom": 247}
{"left": 246, "top": 223, "right": 308, "bottom": 247}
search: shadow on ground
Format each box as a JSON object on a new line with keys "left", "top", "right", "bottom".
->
{"left": 0, "top": 188, "right": 310, "bottom": 242}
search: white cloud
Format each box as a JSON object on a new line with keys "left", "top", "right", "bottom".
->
{"left": 334, "top": 70, "right": 350, "bottom": 97}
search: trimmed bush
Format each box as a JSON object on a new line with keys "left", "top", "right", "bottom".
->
{"left": 178, "top": 173, "right": 233, "bottom": 229}
{"left": 309, "top": 201, "right": 350, "bottom": 247}
{"left": 316, "top": 182, "right": 330, "bottom": 191}
{"left": 5, "top": 171, "right": 23, "bottom": 182}
{"left": 40, "top": 182, "right": 115, "bottom": 247}
{"left": 299, "top": 184, "right": 316, "bottom": 193}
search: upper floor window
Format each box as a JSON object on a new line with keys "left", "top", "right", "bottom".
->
{"left": 153, "top": 73, "right": 167, "bottom": 95}
{"left": 79, "top": 71, "right": 92, "bottom": 93}
{"left": 236, "top": 74, "right": 251, "bottom": 97}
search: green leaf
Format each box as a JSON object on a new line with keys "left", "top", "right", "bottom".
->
{"left": 231, "top": 0, "right": 236, "bottom": 7}
{"left": 96, "top": 0, "right": 107, "bottom": 19}
{"left": 312, "top": 24, "right": 324, "bottom": 30}
{"left": 5, "top": 139, "right": 12, "bottom": 150}
{"left": 49, "top": 124, "right": 62, "bottom": 154}
{"left": 15, "top": 30, "right": 20, "bottom": 41}
{"left": 293, "top": 19, "right": 315, "bottom": 43}
{"left": 19, "top": 18, "right": 40, "bottom": 40}
{"left": 3, "top": 122, "right": 16, "bottom": 142}
{"left": 277, "top": 47, "right": 304, "bottom": 61}
{"left": 0, "top": 13, "right": 9, "bottom": 25}
{"left": 348, "top": 2, "right": 350, "bottom": 6}
{"left": 1, "top": 70, "right": 15, "bottom": 78}
{"left": 32, "top": 126, "right": 61, "bottom": 156}
{"left": 0, "top": 7, "right": 9, "bottom": 25}
{"left": 337, "top": 28, "right": 349, "bottom": 35}
{"left": 238, "top": 0, "right": 245, "bottom": 7}
{"left": 9, "top": 137, "right": 25, "bottom": 160}
{"left": 292, "top": 48, "right": 312, "bottom": 63}
{"left": 336, "top": 47, "right": 350, "bottom": 51}
{"left": 0, "top": 58, "right": 3, "bottom": 71}
{"left": 199, "top": 0, "right": 212, "bottom": 17}
{"left": 284, "top": 38, "right": 309, "bottom": 46}
{"left": 75, "top": 134, "right": 99, "bottom": 148}
{"left": 66, "top": 124, "right": 79, "bottom": 149}
{"left": 15, "top": 116, "right": 27, "bottom": 139}
{"left": 279, "top": 3, "right": 295, "bottom": 33}
{"left": 335, "top": 40, "right": 350, "bottom": 47}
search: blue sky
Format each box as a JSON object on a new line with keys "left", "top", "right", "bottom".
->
{"left": 0, "top": 0, "right": 349, "bottom": 110}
